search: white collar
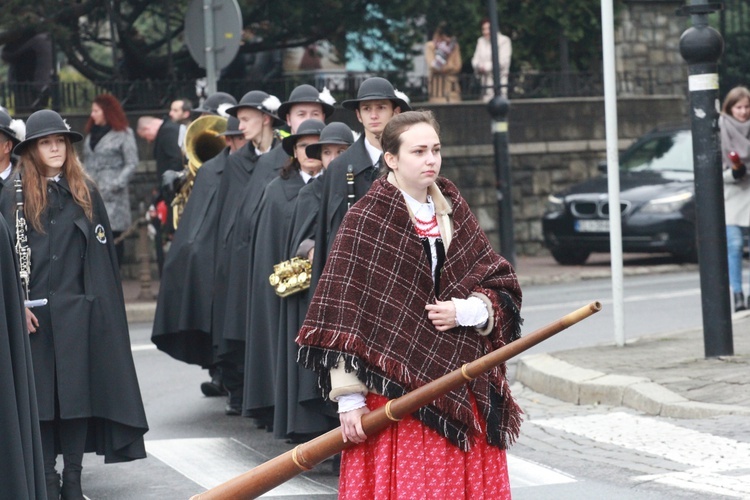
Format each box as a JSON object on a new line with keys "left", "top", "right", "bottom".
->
{"left": 400, "top": 190, "right": 435, "bottom": 220}
{"left": 364, "top": 137, "right": 382, "bottom": 167}
{"left": 0, "top": 162, "right": 11, "bottom": 181}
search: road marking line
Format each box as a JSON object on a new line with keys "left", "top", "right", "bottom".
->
{"left": 132, "top": 344, "right": 157, "bottom": 351}
{"left": 533, "top": 412, "right": 750, "bottom": 497}
{"left": 523, "top": 288, "right": 700, "bottom": 312}
{"left": 145, "top": 438, "right": 337, "bottom": 496}
{"left": 507, "top": 454, "right": 576, "bottom": 488}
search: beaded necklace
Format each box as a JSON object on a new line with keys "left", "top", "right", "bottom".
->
{"left": 413, "top": 213, "right": 440, "bottom": 238}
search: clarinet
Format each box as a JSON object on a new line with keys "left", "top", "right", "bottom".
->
{"left": 14, "top": 177, "right": 46, "bottom": 309}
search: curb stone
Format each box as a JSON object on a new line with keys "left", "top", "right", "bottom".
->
{"left": 516, "top": 352, "right": 750, "bottom": 418}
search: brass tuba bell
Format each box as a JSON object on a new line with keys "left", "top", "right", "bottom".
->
{"left": 172, "top": 115, "right": 228, "bottom": 228}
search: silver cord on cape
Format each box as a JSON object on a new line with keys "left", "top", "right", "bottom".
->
{"left": 346, "top": 164, "right": 355, "bottom": 209}
{"left": 14, "top": 176, "right": 47, "bottom": 309}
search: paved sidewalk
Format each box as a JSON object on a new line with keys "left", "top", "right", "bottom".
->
{"left": 124, "top": 252, "right": 750, "bottom": 419}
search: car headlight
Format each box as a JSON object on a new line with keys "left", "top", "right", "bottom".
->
{"left": 639, "top": 191, "right": 693, "bottom": 214}
{"left": 545, "top": 195, "right": 565, "bottom": 214}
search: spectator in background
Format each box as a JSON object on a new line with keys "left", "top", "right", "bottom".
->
{"left": 136, "top": 115, "right": 185, "bottom": 274}
{"left": 169, "top": 97, "right": 193, "bottom": 125}
{"left": 83, "top": 94, "right": 139, "bottom": 267}
{"left": 424, "top": 22, "right": 462, "bottom": 103}
{"left": 472, "top": 18, "right": 512, "bottom": 101}
{"left": 170, "top": 97, "right": 194, "bottom": 149}
{"left": 719, "top": 86, "right": 750, "bottom": 312}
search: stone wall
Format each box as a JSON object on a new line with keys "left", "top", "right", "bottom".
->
{"left": 616, "top": 0, "right": 688, "bottom": 96}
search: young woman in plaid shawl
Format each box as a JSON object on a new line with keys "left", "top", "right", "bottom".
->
{"left": 297, "top": 110, "right": 522, "bottom": 498}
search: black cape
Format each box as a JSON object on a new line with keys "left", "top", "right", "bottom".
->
{"left": 0, "top": 216, "right": 46, "bottom": 498}
{"left": 151, "top": 148, "right": 230, "bottom": 366}
{"left": 273, "top": 177, "right": 336, "bottom": 439}
{"left": 212, "top": 141, "right": 283, "bottom": 360}
{"left": 311, "top": 135, "right": 377, "bottom": 286}
{"left": 242, "top": 170, "right": 305, "bottom": 418}
{"left": 1, "top": 177, "right": 148, "bottom": 463}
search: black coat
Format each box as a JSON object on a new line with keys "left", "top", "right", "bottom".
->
{"left": 311, "top": 136, "right": 377, "bottom": 286}
{"left": 273, "top": 177, "right": 336, "bottom": 439}
{"left": 154, "top": 120, "right": 184, "bottom": 178}
{"left": 1, "top": 177, "right": 148, "bottom": 463}
{"left": 242, "top": 170, "right": 305, "bottom": 417}
{"left": 151, "top": 148, "right": 229, "bottom": 366}
{"left": 212, "top": 142, "right": 283, "bottom": 359}
{"left": 0, "top": 217, "right": 46, "bottom": 498}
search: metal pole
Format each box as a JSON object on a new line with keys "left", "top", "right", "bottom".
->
{"left": 601, "top": 0, "right": 625, "bottom": 346}
{"left": 486, "top": 0, "right": 516, "bottom": 266}
{"left": 203, "top": 0, "right": 218, "bottom": 95}
{"left": 679, "top": 0, "right": 733, "bottom": 358}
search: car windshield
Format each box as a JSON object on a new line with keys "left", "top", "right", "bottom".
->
{"left": 620, "top": 130, "right": 693, "bottom": 173}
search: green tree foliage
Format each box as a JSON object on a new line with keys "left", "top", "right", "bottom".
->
{"left": 0, "top": 0, "right": 606, "bottom": 82}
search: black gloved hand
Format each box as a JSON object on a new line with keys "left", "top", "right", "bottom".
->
{"left": 161, "top": 169, "right": 187, "bottom": 204}
{"left": 732, "top": 163, "right": 747, "bottom": 180}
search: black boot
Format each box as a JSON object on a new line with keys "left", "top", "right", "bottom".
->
{"left": 734, "top": 292, "right": 746, "bottom": 312}
{"left": 201, "top": 368, "right": 227, "bottom": 397}
{"left": 45, "top": 472, "right": 61, "bottom": 500}
{"left": 61, "top": 468, "right": 84, "bottom": 500}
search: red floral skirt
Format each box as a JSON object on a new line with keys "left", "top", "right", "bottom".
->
{"left": 338, "top": 393, "right": 511, "bottom": 499}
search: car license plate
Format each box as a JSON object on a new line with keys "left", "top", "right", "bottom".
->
{"left": 575, "top": 219, "right": 610, "bottom": 232}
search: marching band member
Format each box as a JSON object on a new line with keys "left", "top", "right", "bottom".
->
{"left": 311, "top": 77, "right": 410, "bottom": 292}
{"left": 211, "top": 90, "right": 283, "bottom": 416}
{"left": 242, "top": 118, "right": 325, "bottom": 435}
{"left": 1, "top": 110, "right": 148, "bottom": 500}
{"left": 275, "top": 121, "right": 354, "bottom": 443}
{"left": 0, "top": 154, "right": 45, "bottom": 497}
{"left": 151, "top": 114, "right": 250, "bottom": 397}
{"left": 0, "top": 107, "right": 25, "bottom": 187}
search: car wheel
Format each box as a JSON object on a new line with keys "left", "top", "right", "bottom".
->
{"left": 550, "top": 247, "right": 591, "bottom": 265}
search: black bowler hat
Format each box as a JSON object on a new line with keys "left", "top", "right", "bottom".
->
{"left": 281, "top": 119, "right": 325, "bottom": 156}
{"left": 305, "top": 122, "right": 354, "bottom": 160}
{"left": 0, "top": 108, "right": 25, "bottom": 146}
{"left": 193, "top": 92, "right": 237, "bottom": 117}
{"left": 226, "top": 90, "right": 284, "bottom": 126}
{"left": 341, "top": 77, "right": 411, "bottom": 112}
{"left": 277, "top": 84, "right": 336, "bottom": 120}
{"left": 13, "top": 109, "right": 83, "bottom": 156}
{"left": 217, "top": 116, "right": 244, "bottom": 137}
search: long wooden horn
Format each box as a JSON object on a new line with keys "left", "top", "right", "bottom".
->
{"left": 190, "top": 301, "right": 602, "bottom": 500}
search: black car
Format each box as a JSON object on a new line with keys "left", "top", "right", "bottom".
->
{"left": 542, "top": 127, "right": 696, "bottom": 265}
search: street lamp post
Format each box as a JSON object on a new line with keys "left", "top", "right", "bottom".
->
{"left": 486, "top": 0, "right": 516, "bottom": 267}
{"left": 679, "top": 0, "right": 734, "bottom": 358}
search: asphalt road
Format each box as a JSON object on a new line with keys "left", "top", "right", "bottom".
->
{"left": 74, "top": 267, "right": 748, "bottom": 499}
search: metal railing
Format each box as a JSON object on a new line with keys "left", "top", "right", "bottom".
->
{"left": 0, "top": 66, "right": 688, "bottom": 114}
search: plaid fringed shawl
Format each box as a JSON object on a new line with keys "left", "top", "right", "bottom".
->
{"left": 297, "top": 176, "right": 523, "bottom": 451}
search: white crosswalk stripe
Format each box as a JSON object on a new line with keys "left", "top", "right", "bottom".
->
{"left": 533, "top": 412, "right": 750, "bottom": 498}
{"left": 146, "top": 437, "right": 577, "bottom": 495}
{"left": 146, "top": 438, "right": 337, "bottom": 497}
{"left": 508, "top": 455, "right": 576, "bottom": 488}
